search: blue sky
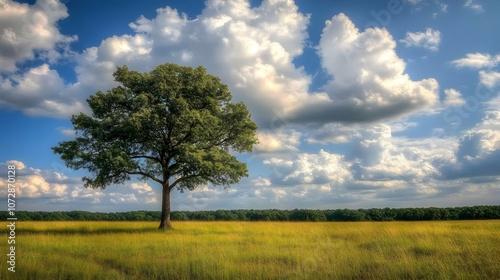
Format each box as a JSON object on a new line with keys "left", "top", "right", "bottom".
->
{"left": 1, "top": 0, "right": 499, "bottom": 212}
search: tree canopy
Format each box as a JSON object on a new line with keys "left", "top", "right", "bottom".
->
{"left": 53, "top": 63, "right": 258, "bottom": 229}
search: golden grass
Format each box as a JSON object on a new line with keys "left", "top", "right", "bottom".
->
{"left": 1, "top": 220, "right": 499, "bottom": 279}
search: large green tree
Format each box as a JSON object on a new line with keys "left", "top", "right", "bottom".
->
{"left": 53, "top": 63, "right": 258, "bottom": 229}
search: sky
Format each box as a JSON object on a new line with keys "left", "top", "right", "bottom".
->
{"left": 1, "top": 0, "right": 499, "bottom": 212}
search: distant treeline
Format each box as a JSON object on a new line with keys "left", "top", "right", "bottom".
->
{"left": 2, "top": 206, "right": 500, "bottom": 222}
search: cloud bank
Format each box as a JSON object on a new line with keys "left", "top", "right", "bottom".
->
{"left": 288, "top": 14, "right": 439, "bottom": 124}
{"left": 0, "top": 0, "right": 76, "bottom": 72}
{"left": 1, "top": 0, "right": 498, "bottom": 211}
{"left": 1, "top": 1, "right": 439, "bottom": 128}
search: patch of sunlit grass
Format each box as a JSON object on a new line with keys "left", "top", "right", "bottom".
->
{"left": 1, "top": 220, "right": 499, "bottom": 279}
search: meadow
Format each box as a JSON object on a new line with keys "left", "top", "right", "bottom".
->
{"left": 1, "top": 220, "right": 499, "bottom": 279}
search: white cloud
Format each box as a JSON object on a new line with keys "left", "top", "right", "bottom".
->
{"left": 17, "top": 175, "right": 67, "bottom": 198}
{"left": 122, "top": 0, "right": 315, "bottom": 126}
{"left": 180, "top": 184, "right": 239, "bottom": 210}
{"left": 70, "top": 187, "right": 105, "bottom": 203}
{"left": 252, "top": 124, "right": 475, "bottom": 206}
{"left": 264, "top": 149, "right": 352, "bottom": 186}
{"left": 263, "top": 157, "right": 293, "bottom": 166}
{"left": 443, "top": 88, "right": 466, "bottom": 107}
{"left": 252, "top": 176, "right": 272, "bottom": 187}
{"left": 0, "top": 160, "right": 163, "bottom": 207}
{"left": 144, "top": 194, "right": 157, "bottom": 204}
{"left": 109, "top": 193, "right": 138, "bottom": 204}
{"left": 479, "top": 71, "right": 500, "bottom": 88}
{"left": 121, "top": 182, "right": 158, "bottom": 204}
{"left": 350, "top": 124, "right": 457, "bottom": 183}
{"left": 0, "top": 0, "right": 77, "bottom": 72}
{"left": 452, "top": 53, "right": 500, "bottom": 69}
{"left": 0, "top": 161, "right": 70, "bottom": 198}
{"left": 254, "top": 129, "right": 301, "bottom": 154}
{"left": 441, "top": 104, "right": 500, "bottom": 179}
{"left": 2, "top": 1, "right": 499, "bottom": 210}
{"left": 271, "top": 124, "right": 457, "bottom": 196}
{"left": 130, "top": 182, "right": 158, "bottom": 204}
{"left": 6, "top": 160, "right": 25, "bottom": 169}
{"left": 464, "top": 0, "right": 483, "bottom": 12}
{"left": 0, "top": 64, "right": 88, "bottom": 117}
{"left": 288, "top": 14, "right": 439, "bottom": 124}
{"left": 451, "top": 53, "right": 500, "bottom": 90}
{"left": 131, "top": 182, "right": 153, "bottom": 194}
{"left": 1, "top": 4, "right": 439, "bottom": 127}
{"left": 400, "top": 28, "right": 441, "bottom": 51}
{"left": 0, "top": 0, "right": 316, "bottom": 124}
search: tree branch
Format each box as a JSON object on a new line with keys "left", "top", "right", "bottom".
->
{"left": 167, "top": 162, "right": 179, "bottom": 174}
{"left": 171, "top": 120, "right": 197, "bottom": 149}
{"left": 169, "top": 174, "right": 201, "bottom": 190}
{"left": 127, "top": 154, "right": 161, "bottom": 162}
{"left": 125, "top": 170, "right": 163, "bottom": 184}
{"left": 209, "top": 124, "right": 236, "bottom": 148}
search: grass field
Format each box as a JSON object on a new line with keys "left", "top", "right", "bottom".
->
{"left": 1, "top": 220, "right": 499, "bottom": 279}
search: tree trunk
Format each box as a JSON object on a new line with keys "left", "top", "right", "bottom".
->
{"left": 159, "top": 183, "right": 172, "bottom": 230}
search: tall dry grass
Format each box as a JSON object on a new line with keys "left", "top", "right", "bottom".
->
{"left": 1, "top": 220, "right": 499, "bottom": 279}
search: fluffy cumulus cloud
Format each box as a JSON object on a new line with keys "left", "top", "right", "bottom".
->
{"left": 264, "top": 150, "right": 352, "bottom": 186}
{"left": 234, "top": 119, "right": 496, "bottom": 206}
{"left": 0, "top": 160, "right": 160, "bottom": 209}
{"left": 452, "top": 53, "right": 500, "bottom": 69}
{"left": 0, "top": 0, "right": 77, "bottom": 72}
{"left": 252, "top": 176, "right": 272, "bottom": 187}
{"left": 254, "top": 129, "right": 301, "bottom": 154}
{"left": 349, "top": 124, "right": 456, "bottom": 184}
{"left": 123, "top": 0, "right": 318, "bottom": 126}
{"left": 1, "top": 0, "right": 316, "bottom": 124}
{"left": 131, "top": 182, "right": 157, "bottom": 203}
{"left": 109, "top": 193, "right": 138, "bottom": 204}
{"left": 0, "top": 64, "right": 88, "bottom": 117}
{"left": 400, "top": 28, "right": 441, "bottom": 51}
{"left": 2, "top": 122, "right": 498, "bottom": 210}
{"left": 441, "top": 97, "right": 500, "bottom": 179}
{"left": 2, "top": 0, "right": 498, "bottom": 210}
{"left": 0, "top": 1, "right": 439, "bottom": 127}
{"left": 288, "top": 13, "right": 439, "bottom": 125}
{"left": 443, "top": 88, "right": 466, "bottom": 107}
{"left": 246, "top": 130, "right": 446, "bottom": 206}
{"left": 451, "top": 52, "right": 500, "bottom": 90}
{"left": 52, "top": 97, "right": 499, "bottom": 209}
{"left": 479, "top": 71, "right": 500, "bottom": 88}
{"left": 242, "top": 112, "right": 495, "bottom": 205}
{"left": 0, "top": 160, "right": 72, "bottom": 198}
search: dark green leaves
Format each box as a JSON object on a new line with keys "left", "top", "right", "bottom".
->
{"left": 53, "top": 63, "right": 258, "bottom": 191}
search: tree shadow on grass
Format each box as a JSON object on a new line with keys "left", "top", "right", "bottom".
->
{"left": 1, "top": 227, "right": 173, "bottom": 235}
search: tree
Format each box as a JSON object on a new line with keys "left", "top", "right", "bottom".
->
{"left": 52, "top": 63, "right": 258, "bottom": 229}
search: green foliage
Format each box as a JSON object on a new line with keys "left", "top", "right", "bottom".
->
{"left": 290, "top": 209, "right": 327, "bottom": 221}
{"left": 4, "top": 206, "right": 499, "bottom": 222}
{"left": 52, "top": 63, "right": 258, "bottom": 191}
